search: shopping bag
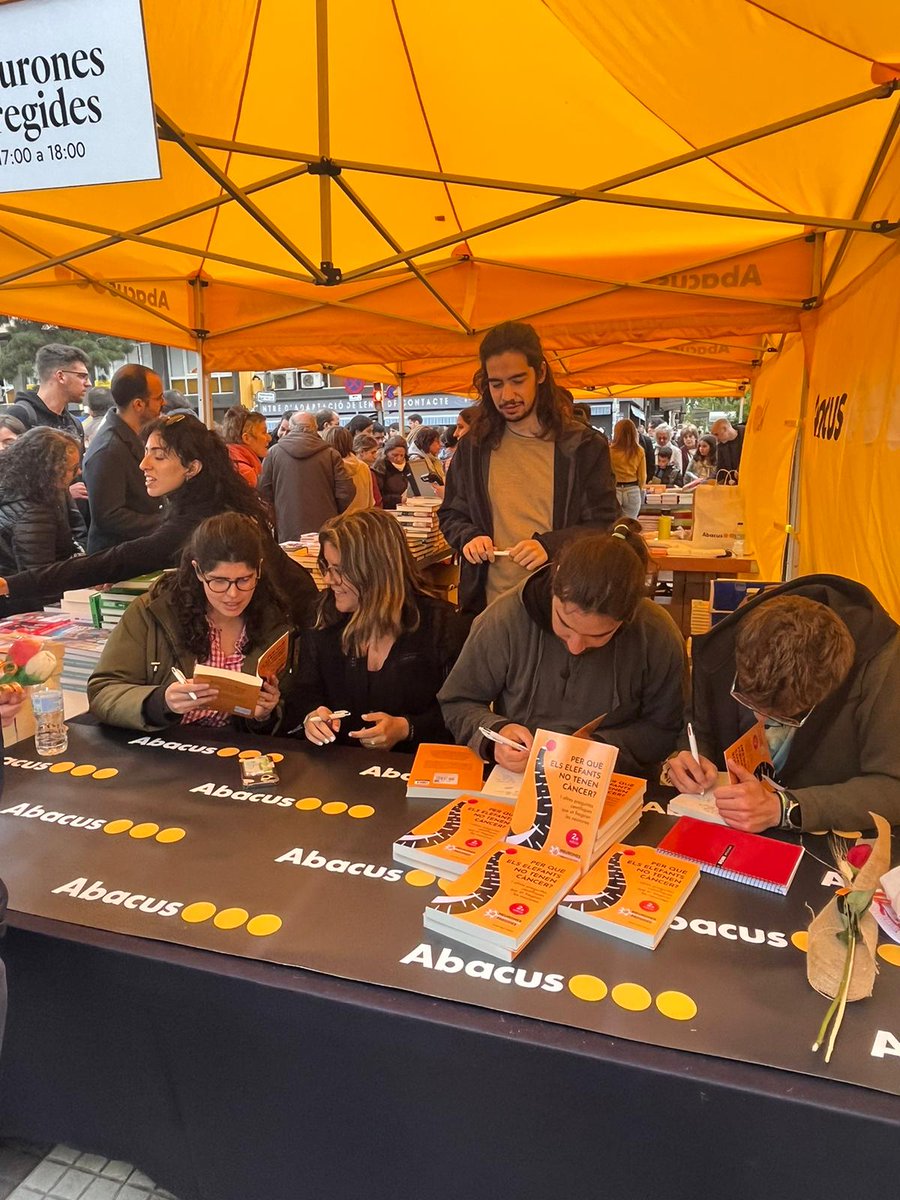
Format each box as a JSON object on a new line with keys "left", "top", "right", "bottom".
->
{"left": 692, "top": 483, "right": 745, "bottom": 551}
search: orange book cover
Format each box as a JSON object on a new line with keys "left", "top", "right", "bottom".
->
{"left": 257, "top": 630, "right": 290, "bottom": 678}
{"left": 558, "top": 843, "right": 700, "bottom": 949}
{"left": 393, "top": 795, "right": 512, "bottom": 871}
{"left": 425, "top": 845, "right": 580, "bottom": 950}
{"left": 506, "top": 729, "right": 618, "bottom": 871}
{"left": 724, "top": 721, "right": 773, "bottom": 784}
{"left": 601, "top": 773, "right": 646, "bottom": 822}
{"left": 407, "top": 744, "right": 485, "bottom": 796}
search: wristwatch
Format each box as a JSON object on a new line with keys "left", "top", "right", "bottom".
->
{"left": 772, "top": 783, "right": 802, "bottom": 831}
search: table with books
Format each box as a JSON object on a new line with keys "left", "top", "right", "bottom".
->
{"left": 0, "top": 720, "right": 897, "bottom": 1200}
{"left": 646, "top": 542, "right": 758, "bottom": 635}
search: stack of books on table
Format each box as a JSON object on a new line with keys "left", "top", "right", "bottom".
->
{"left": 391, "top": 497, "right": 451, "bottom": 559}
{"left": 282, "top": 536, "right": 325, "bottom": 589}
{"left": 89, "top": 573, "right": 161, "bottom": 630}
{"left": 644, "top": 489, "right": 695, "bottom": 508}
{"left": 0, "top": 611, "right": 110, "bottom": 693}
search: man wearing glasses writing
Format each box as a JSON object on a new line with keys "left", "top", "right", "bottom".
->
{"left": 664, "top": 578, "right": 900, "bottom": 834}
{"left": 7, "top": 343, "right": 92, "bottom": 507}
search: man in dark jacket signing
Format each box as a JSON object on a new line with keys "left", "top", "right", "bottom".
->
{"left": 83, "top": 363, "right": 164, "bottom": 552}
{"left": 438, "top": 321, "right": 618, "bottom": 615}
{"left": 258, "top": 411, "right": 354, "bottom": 541}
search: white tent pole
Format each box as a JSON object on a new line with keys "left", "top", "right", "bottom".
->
{"left": 190, "top": 277, "right": 213, "bottom": 427}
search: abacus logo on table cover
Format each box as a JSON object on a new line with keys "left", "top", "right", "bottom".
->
{"left": 1, "top": 803, "right": 185, "bottom": 843}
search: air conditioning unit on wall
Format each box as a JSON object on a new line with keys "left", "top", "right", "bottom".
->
{"left": 270, "top": 370, "right": 296, "bottom": 391}
{"left": 300, "top": 371, "right": 325, "bottom": 389}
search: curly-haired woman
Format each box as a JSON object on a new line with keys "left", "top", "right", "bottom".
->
{"left": 285, "top": 508, "right": 468, "bottom": 751}
{"left": 88, "top": 513, "right": 291, "bottom": 731}
{"left": 0, "top": 414, "right": 317, "bottom": 626}
{"left": 0, "top": 427, "right": 82, "bottom": 612}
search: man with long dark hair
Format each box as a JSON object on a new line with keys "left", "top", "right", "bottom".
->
{"left": 438, "top": 321, "right": 617, "bottom": 615}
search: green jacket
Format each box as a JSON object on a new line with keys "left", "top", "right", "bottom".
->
{"left": 87, "top": 587, "right": 291, "bottom": 732}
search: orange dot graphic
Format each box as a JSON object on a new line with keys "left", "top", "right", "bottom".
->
{"left": 216, "top": 746, "right": 240, "bottom": 758}
{"left": 238, "top": 749, "right": 261, "bottom": 760}
{"left": 246, "top": 913, "right": 282, "bottom": 937}
{"left": 48, "top": 761, "right": 75, "bottom": 774}
{"left": 156, "top": 827, "right": 186, "bottom": 844}
{"left": 295, "top": 797, "right": 321, "bottom": 811}
{"left": 213, "top": 907, "right": 249, "bottom": 930}
{"left": 182, "top": 901, "right": 216, "bottom": 924}
{"left": 70, "top": 764, "right": 96, "bottom": 777}
{"left": 656, "top": 991, "right": 697, "bottom": 1021}
{"left": 611, "top": 983, "right": 652, "bottom": 1012}
{"left": 348, "top": 804, "right": 375, "bottom": 819}
{"left": 129, "top": 822, "right": 160, "bottom": 839}
{"left": 268, "top": 752, "right": 284, "bottom": 763}
{"left": 92, "top": 767, "right": 119, "bottom": 780}
{"left": 404, "top": 869, "right": 436, "bottom": 887}
{"left": 790, "top": 931, "right": 809, "bottom": 952}
{"left": 568, "top": 974, "right": 608, "bottom": 1003}
{"left": 877, "top": 944, "right": 900, "bottom": 967}
{"left": 322, "top": 801, "right": 348, "bottom": 815}
{"left": 103, "top": 819, "right": 132, "bottom": 835}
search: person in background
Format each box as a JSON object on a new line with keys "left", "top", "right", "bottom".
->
{"left": 690, "top": 433, "right": 718, "bottom": 480}
{"left": 408, "top": 429, "right": 448, "bottom": 484}
{"left": 677, "top": 423, "right": 700, "bottom": 473}
{"left": 439, "top": 526, "right": 685, "bottom": 779}
{"left": 81, "top": 387, "right": 114, "bottom": 446}
{"left": 83, "top": 363, "right": 164, "bottom": 553}
{"left": 371, "top": 421, "right": 387, "bottom": 448}
{"left": 439, "top": 426, "right": 458, "bottom": 467}
{"left": 637, "top": 418, "right": 655, "bottom": 483}
{"left": 353, "top": 433, "right": 383, "bottom": 506}
{"left": 0, "top": 428, "right": 82, "bottom": 611}
{"left": 286, "top": 509, "right": 468, "bottom": 752}
{"left": 315, "top": 408, "right": 340, "bottom": 433}
{"left": 273, "top": 413, "right": 295, "bottom": 443}
{"left": 323, "top": 425, "right": 375, "bottom": 513}
{"left": 405, "top": 413, "right": 424, "bottom": 444}
{"left": 88, "top": 513, "right": 289, "bottom": 732}
{"left": 347, "top": 414, "right": 375, "bottom": 438}
{"left": 221, "top": 405, "right": 270, "bottom": 487}
{"left": 664, "top": 578, "right": 900, "bottom": 833}
{"left": 652, "top": 422, "right": 680, "bottom": 473}
{"left": 258, "top": 410, "right": 354, "bottom": 540}
{"left": 0, "top": 415, "right": 25, "bottom": 450}
{"left": 608, "top": 417, "right": 647, "bottom": 519}
{"left": 0, "top": 415, "right": 318, "bottom": 627}
{"left": 710, "top": 417, "right": 746, "bottom": 479}
{"left": 453, "top": 407, "right": 474, "bottom": 442}
{"left": 651, "top": 445, "right": 685, "bottom": 488}
{"left": 372, "top": 435, "right": 417, "bottom": 510}
{"left": 572, "top": 401, "right": 593, "bottom": 426}
{"left": 161, "top": 390, "right": 197, "bottom": 417}
{"left": 438, "top": 320, "right": 617, "bottom": 615}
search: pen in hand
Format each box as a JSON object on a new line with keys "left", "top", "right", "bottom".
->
{"left": 171, "top": 667, "right": 197, "bottom": 702}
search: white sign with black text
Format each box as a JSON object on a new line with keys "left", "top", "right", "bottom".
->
{"left": 0, "top": 0, "right": 159, "bottom": 193}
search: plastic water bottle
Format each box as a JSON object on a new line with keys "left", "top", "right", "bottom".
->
{"left": 31, "top": 685, "right": 68, "bottom": 756}
{"left": 732, "top": 521, "right": 746, "bottom": 557}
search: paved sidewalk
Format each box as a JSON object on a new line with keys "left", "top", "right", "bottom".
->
{"left": 0, "top": 1143, "right": 179, "bottom": 1200}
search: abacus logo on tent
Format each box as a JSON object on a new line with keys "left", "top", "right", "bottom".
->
{"left": 1, "top": 803, "right": 185, "bottom": 845}
{"left": 50, "top": 876, "right": 283, "bottom": 937}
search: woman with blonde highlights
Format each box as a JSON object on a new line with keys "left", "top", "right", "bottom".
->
{"left": 286, "top": 509, "right": 468, "bottom": 751}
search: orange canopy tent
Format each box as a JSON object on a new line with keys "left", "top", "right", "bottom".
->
{"left": 0, "top": 0, "right": 897, "bottom": 605}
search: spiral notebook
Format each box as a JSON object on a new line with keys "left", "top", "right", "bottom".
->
{"left": 657, "top": 816, "right": 803, "bottom": 894}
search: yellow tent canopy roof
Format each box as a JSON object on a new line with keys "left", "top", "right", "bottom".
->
{"left": 0, "top": 0, "right": 896, "bottom": 393}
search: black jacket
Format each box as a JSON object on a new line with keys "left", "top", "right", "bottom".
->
{"left": 0, "top": 492, "right": 78, "bottom": 611}
{"left": 7, "top": 389, "right": 85, "bottom": 450}
{"left": 3, "top": 484, "right": 319, "bottom": 628}
{"left": 438, "top": 418, "right": 619, "bottom": 613}
{"left": 689, "top": 574, "right": 900, "bottom": 831}
{"left": 285, "top": 592, "right": 469, "bottom": 750}
{"left": 83, "top": 410, "right": 162, "bottom": 552}
{"left": 372, "top": 459, "right": 418, "bottom": 510}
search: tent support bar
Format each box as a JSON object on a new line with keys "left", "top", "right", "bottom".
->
{"left": 821, "top": 101, "right": 900, "bottom": 297}
{"left": 316, "top": 0, "right": 333, "bottom": 269}
{"left": 333, "top": 175, "right": 473, "bottom": 333}
{"left": 190, "top": 279, "right": 213, "bottom": 428}
{"left": 783, "top": 354, "right": 811, "bottom": 580}
{"left": 155, "top": 107, "right": 326, "bottom": 284}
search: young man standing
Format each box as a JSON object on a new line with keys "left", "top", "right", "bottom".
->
{"left": 438, "top": 321, "right": 618, "bottom": 615}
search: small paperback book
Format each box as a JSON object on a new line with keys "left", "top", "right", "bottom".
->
{"left": 725, "top": 721, "right": 773, "bottom": 784}
{"left": 192, "top": 631, "right": 290, "bottom": 718}
{"left": 667, "top": 772, "right": 730, "bottom": 826}
{"left": 424, "top": 844, "right": 580, "bottom": 962}
{"left": 558, "top": 843, "right": 700, "bottom": 949}
{"left": 393, "top": 795, "right": 512, "bottom": 878}
{"left": 407, "top": 743, "right": 485, "bottom": 800}
{"left": 506, "top": 729, "right": 618, "bottom": 872}
{"left": 657, "top": 816, "right": 803, "bottom": 894}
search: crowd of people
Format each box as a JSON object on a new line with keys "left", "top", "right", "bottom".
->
{"left": 0, "top": 328, "right": 895, "bottom": 839}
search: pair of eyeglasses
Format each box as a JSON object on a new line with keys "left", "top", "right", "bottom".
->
{"left": 729, "top": 673, "right": 814, "bottom": 728}
{"left": 317, "top": 560, "right": 348, "bottom": 585}
{"left": 196, "top": 569, "right": 259, "bottom": 594}
{"left": 62, "top": 369, "right": 91, "bottom": 382}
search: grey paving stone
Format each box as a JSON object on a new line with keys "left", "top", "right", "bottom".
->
{"left": 81, "top": 1179, "right": 122, "bottom": 1200}
{"left": 47, "top": 1149, "right": 81, "bottom": 1167}
{"left": 48, "top": 1168, "right": 94, "bottom": 1199}
{"left": 73, "top": 1157, "right": 108, "bottom": 1177}
{"left": 98, "top": 1164, "right": 131, "bottom": 1183}
{"left": 117, "top": 1188, "right": 153, "bottom": 1200}
{"left": 7, "top": 1187, "right": 46, "bottom": 1200}
{"left": 125, "top": 1173, "right": 154, "bottom": 1192}
{"left": 21, "top": 1161, "right": 67, "bottom": 1192}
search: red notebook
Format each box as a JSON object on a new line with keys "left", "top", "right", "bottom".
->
{"left": 656, "top": 816, "right": 803, "bottom": 894}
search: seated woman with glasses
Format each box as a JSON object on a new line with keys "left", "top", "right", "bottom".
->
{"left": 284, "top": 508, "right": 468, "bottom": 752}
{"left": 0, "top": 414, "right": 317, "bottom": 627}
{"left": 88, "top": 513, "right": 290, "bottom": 731}
{"left": 664, "top": 580, "right": 900, "bottom": 833}
{"left": 372, "top": 435, "right": 418, "bottom": 510}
